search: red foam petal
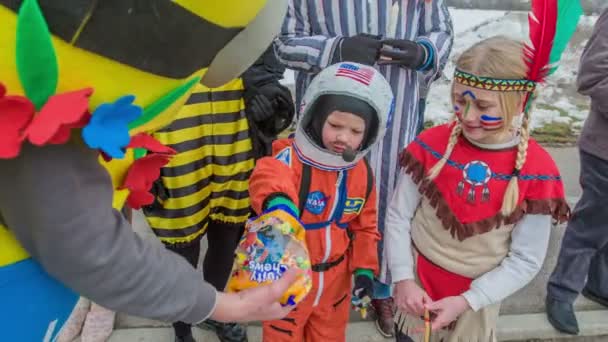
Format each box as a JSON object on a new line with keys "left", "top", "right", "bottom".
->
{"left": 126, "top": 190, "right": 155, "bottom": 210}
{"left": 0, "top": 96, "right": 36, "bottom": 158}
{"left": 27, "top": 88, "right": 93, "bottom": 146}
{"left": 47, "top": 126, "right": 73, "bottom": 145}
{"left": 127, "top": 133, "right": 176, "bottom": 155}
{"left": 47, "top": 112, "right": 93, "bottom": 145}
{"left": 0, "top": 132, "right": 27, "bottom": 159}
{"left": 120, "top": 154, "right": 172, "bottom": 209}
{"left": 0, "top": 83, "right": 6, "bottom": 98}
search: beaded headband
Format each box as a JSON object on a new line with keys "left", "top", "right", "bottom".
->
{"left": 454, "top": 69, "right": 536, "bottom": 92}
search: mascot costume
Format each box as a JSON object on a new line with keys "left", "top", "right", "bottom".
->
{"left": 0, "top": 0, "right": 287, "bottom": 340}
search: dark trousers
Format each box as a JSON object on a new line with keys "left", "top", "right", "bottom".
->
{"left": 547, "top": 150, "right": 608, "bottom": 303}
{"left": 166, "top": 221, "right": 245, "bottom": 337}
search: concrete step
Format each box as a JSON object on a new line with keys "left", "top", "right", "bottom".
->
{"left": 104, "top": 309, "right": 608, "bottom": 342}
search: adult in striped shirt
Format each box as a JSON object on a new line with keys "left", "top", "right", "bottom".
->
{"left": 275, "top": 0, "right": 453, "bottom": 337}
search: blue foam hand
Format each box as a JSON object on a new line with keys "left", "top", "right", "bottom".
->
{"left": 82, "top": 95, "right": 143, "bottom": 159}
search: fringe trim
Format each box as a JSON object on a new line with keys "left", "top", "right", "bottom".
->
{"left": 399, "top": 150, "right": 571, "bottom": 241}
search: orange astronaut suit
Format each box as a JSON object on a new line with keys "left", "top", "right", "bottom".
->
{"left": 248, "top": 62, "right": 395, "bottom": 341}
{"left": 250, "top": 138, "right": 378, "bottom": 341}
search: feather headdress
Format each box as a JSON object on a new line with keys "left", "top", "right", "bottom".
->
{"left": 522, "top": 0, "right": 583, "bottom": 112}
{"left": 453, "top": 0, "right": 583, "bottom": 107}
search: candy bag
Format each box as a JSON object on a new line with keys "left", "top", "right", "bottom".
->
{"left": 226, "top": 209, "right": 312, "bottom": 306}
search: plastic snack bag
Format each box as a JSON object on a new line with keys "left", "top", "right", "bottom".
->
{"left": 226, "top": 208, "right": 312, "bottom": 306}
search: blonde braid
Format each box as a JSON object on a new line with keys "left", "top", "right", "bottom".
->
{"left": 427, "top": 123, "right": 462, "bottom": 180}
{"left": 501, "top": 116, "right": 530, "bottom": 216}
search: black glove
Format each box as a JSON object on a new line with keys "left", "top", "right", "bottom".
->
{"left": 244, "top": 81, "right": 295, "bottom": 134}
{"left": 333, "top": 33, "right": 382, "bottom": 66}
{"left": 352, "top": 273, "right": 374, "bottom": 302}
{"left": 378, "top": 38, "right": 428, "bottom": 69}
{"left": 143, "top": 178, "right": 170, "bottom": 213}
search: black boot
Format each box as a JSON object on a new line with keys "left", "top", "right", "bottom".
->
{"left": 582, "top": 286, "right": 608, "bottom": 308}
{"left": 174, "top": 332, "right": 196, "bottom": 342}
{"left": 199, "top": 319, "right": 248, "bottom": 342}
{"left": 546, "top": 296, "right": 579, "bottom": 335}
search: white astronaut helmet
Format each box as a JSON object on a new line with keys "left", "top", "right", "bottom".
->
{"left": 293, "top": 62, "right": 394, "bottom": 170}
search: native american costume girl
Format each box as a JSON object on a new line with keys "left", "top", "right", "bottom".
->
{"left": 383, "top": 1, "right": 581, "bottom": 341}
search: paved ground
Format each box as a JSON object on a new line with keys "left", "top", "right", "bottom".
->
{"left": 104, "top": 147, "right": 607, "bottom": 341}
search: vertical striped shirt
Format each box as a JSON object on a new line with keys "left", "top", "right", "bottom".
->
{"left": 275, "top": 0, "right": 454, "bottom": 262}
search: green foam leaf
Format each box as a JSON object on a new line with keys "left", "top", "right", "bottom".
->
{"left": 133, "top": 148, "right": 147, "bottom": 160}
{"left": 128, "top": 76, "right": 201, "bottom": 130}
{"left": 16, "top": 0, "right": 58, "bottom": 109}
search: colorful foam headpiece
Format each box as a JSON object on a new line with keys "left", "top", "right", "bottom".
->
{"left": 0, "top": 0, "right": 287, "bottom": 146}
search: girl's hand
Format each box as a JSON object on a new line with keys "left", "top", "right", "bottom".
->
{"left": 421, "top": 295, "right": 471, "bottom": 331}
{"left": 393, "top": 279, "right": 432, "bottom": 316}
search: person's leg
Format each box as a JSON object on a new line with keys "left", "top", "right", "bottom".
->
{"left": 200, "top": 221, "right": 248, "bottom": 342}
{"left": 371, "top": 279, "right": 395, "bottom": 337}
{"left": 547, "top": 150, "right": 608, "bottom": 334}
{"left": 583, "top": 243, "right": 608, "bottom": 307}
{"left": 165, "top": 242, "right": 201, "bottom": 340}
{"left": 304, "top": 262, "right": 352, "bottom": 342}
{"left": 548, "top": 151, "right": 608, "bottom": 299}
{"left": 203, "top": 221, "right": 244, "bottom": 290}
{"left": 262, "top": 289, "right": 314, "bottom": 342}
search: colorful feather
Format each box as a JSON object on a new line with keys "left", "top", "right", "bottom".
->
{"left": 524, "top": 0, "right": 582, "bottom": 82}
{"left": 550, "top": 0, "right": 583, "bottom": 69}
{"left": 523, "top": 0, "right": 582, "bottom": 110}
{"left": 524, "top": 0, "right": 558, "bottom": 84}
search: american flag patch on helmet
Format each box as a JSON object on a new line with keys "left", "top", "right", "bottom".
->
{"left": 335, "top": 63, "right": 374, "bottom": 85}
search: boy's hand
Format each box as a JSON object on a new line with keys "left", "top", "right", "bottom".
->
{"left": 351, "top": 269, "right": 374, "bottom": 318}
{"left": 393, "top": 279, "right": 432, "bottom": 316}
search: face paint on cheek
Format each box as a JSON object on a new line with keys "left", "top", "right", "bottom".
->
{"left": 454, "top": 106, "right": 462, "bottom": 120}
{"left": 463, "top": 101, "right": 471, "bottom": 119}
{"left": 480, "top": 114, "right": 504, "bottom": 130}
{"left": 460, "top": 91, "right": 476, "bottom": 120}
